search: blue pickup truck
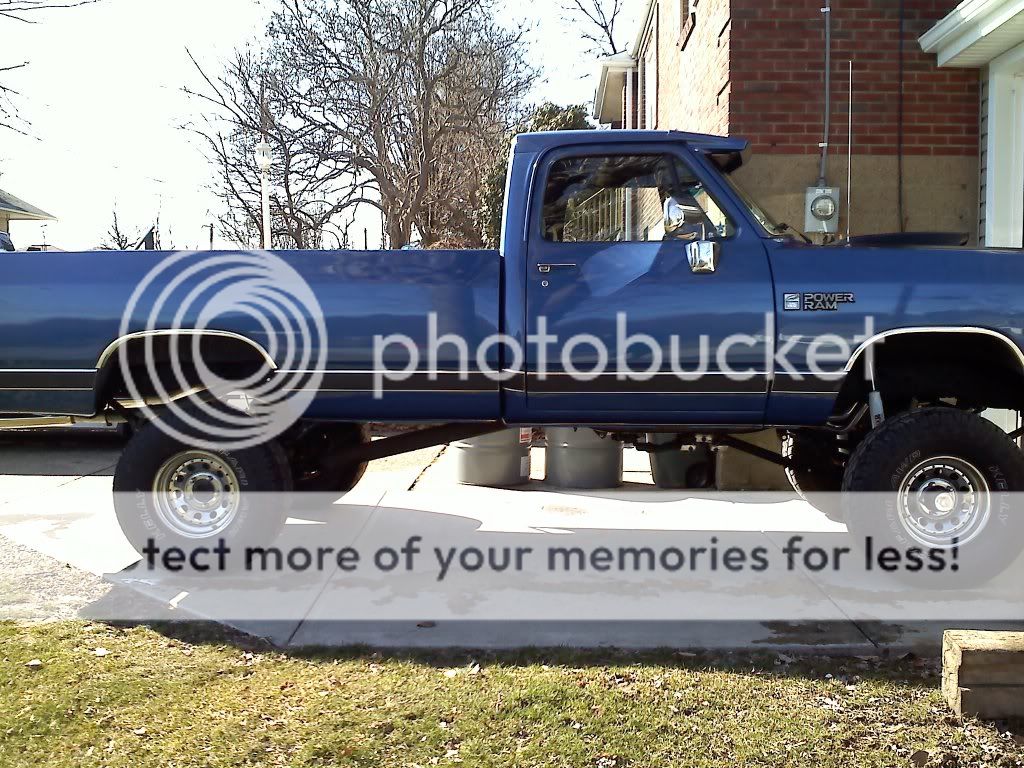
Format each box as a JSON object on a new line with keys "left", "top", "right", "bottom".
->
{"left": 2, "top": 129, "right": 1023, "bottom": 578}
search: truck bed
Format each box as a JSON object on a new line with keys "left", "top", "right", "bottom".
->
{"left": 0, "top": 248, "right": 503, "bottom": 420}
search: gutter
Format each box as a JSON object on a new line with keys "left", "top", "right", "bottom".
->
{"left": 919, "top": 0, "right": 1024, "bottom": 67}
{"left": 631, "top": 0, "right": 657, "bottom": 56}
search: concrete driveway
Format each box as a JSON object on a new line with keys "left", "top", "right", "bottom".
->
{"left": 0, "top": 428, "right": 1020, "bottom": 653}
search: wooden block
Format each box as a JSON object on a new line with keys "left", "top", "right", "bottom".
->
{"left": 944, "top": 631, "right": 1024, "bottom": 684}
{"left": 943, "top": 630, "right": 1024, "bottom": 719}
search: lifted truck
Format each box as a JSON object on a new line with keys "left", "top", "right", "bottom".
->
{"left": 2, "top": 129, "right": 1023, "bottom": 580}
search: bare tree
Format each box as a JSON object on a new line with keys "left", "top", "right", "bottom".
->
{"left": 184, "top": 47, "right": 371, "bottom": 248}
{"left": 0, "top": 0, "right": 97, "bottom": 21}
{"left": 0, "top": 0, "right": 99, "bottom": 133}
{"left": 268, "top": 0, "right": 535, "bottom": 248}
{"left": 100, "top": 208, "right": 138, "bottom": 250}
{"left": 476, "top": 103, "right": 593, "bottom": 247}
{"left": 0, "top": 62, "right": 28, "bottom": 133}
{"left": 560, "top": 0, "right": 624, "bottom": 58}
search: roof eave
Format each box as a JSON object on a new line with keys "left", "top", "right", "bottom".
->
{"left": 592, "top": 53, "right": 637, "bottom": 122}
{"left": 631, "top": 0, "right": 657, "bottom": 56}
{"left": 1, "top": 210, "right": 57, "bottom": 222}
{"left": 920, "top": 0, "right": 1024, "bottom": 67}
{"left": 0, "top": 188, "right": 56, "bottom": 222}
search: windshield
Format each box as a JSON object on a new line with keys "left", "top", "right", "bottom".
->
{"left": 719, "top": 173, "right": 792, "bottom": 238}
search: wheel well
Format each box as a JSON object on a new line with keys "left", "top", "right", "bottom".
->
{"left": 834, "top": 331, "right": 1024, "bottom": 415}
{"left": 95, "top": 333, "right": 275, "bottom": 409}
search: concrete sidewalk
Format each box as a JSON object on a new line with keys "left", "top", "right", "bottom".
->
{"left": 0, "top": 428, "right": 1020, "bottom": 653}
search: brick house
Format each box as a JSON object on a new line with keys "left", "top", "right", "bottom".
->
{"left": 595, "top": 0, "right": 1024, "bottom": 247}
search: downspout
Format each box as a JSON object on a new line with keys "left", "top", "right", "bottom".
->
{"left": 817, "top": 0, "right": 832, "bottom": 187}
{"left": 897, "top": 0, "right": 906, "bottom": 232}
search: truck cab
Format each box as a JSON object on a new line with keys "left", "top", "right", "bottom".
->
{"left": 501, "top": 130, "right": 774, "bottom": 428}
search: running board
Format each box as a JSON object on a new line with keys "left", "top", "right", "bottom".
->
{"left": 0, "top": 413, "right": 126, "bottom": 430}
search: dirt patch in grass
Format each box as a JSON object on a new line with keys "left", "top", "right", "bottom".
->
{"left": 1, "top": 621, "right": 1023, "bottom": 767}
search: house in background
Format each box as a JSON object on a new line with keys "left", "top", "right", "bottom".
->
{"left": 920, "top": 0, "right": 1024, "bottom": 248}
{"left": 0, "top": 187, "right": 56, "bottom": 250}
{"left": 594, "top": 0, "right": 1020, "bottom": 246}
{"left": 592, "top": 0, "right": 1024, "bottom": 487}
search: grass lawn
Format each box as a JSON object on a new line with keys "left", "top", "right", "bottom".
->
{"left": 1, "top": 622, "right": 1022, "bottom": 767}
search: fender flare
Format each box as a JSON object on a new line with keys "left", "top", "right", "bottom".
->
{"left": 96, "top": 330, "right": 278, "bottom": 371}
{"left": 843, "top": 326, "right": 1024, "bottom": 374}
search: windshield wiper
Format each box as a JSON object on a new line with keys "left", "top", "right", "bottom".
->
{"left": 771, "top": 222, "right": 812, "bottom": 244}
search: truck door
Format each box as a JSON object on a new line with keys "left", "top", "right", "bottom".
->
{"left": 523, "top": 144, "right": 774, "bottom": 425}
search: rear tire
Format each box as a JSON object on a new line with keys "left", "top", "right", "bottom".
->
{"left": 113, "top": 416, "right": 291, "bottom": 554}
{"left": 842, "top": 407, "right": 1024, "bottom": 585}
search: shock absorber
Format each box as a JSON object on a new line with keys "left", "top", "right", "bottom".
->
{"left": 865, "top": 350, "right": 886, "bottom": 428}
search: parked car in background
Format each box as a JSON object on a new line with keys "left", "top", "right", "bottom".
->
{"left": 0, "top": 232, "right": 14, "bottom": 252}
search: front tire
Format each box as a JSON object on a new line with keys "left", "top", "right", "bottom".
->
{"left": 113, "top": 418, "right": 292, "bottom": 554}
{"left": 842, "top": 407, "right": 1024, "bottom": 585}
{"left": 783, "top": 431, "right": 845, "bottom": 522}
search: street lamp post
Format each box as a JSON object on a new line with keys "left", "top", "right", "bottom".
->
{"left": 255, "top": 139, "right": 272, "bottom": 250}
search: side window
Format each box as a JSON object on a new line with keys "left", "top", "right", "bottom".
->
{"left": 542, "top": 154, "right": 677, "bottom": 243}
{"left": 541, "top": 153, "right": 735, "bottom": 243}
{"left": 673, "top": 158, "right": 735, "bottom": 239}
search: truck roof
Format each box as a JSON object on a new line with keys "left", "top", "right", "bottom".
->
{"left": 512, "top": 129, "right": 748, "bottom": 154}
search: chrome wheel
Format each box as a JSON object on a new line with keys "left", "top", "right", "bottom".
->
{"left": 152, "top": 450, "right": 241, "bottom": 539}
{"left": 896, "top": 455, "right": 990, "bottom": 547}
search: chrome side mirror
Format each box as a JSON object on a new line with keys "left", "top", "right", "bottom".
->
{"left": 686, "top": 240, "right": 719, "bottom": 274}
{"left": 665, "top": 196, "right": 707, "bottom": 240}
{"left": 664, "top": 197, "right": 687, "bottom": 235}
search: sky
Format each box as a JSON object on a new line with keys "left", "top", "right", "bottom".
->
{"left": 0, "top": 0, "right": 642, "bottom": 251}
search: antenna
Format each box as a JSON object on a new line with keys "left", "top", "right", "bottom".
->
{"left": 847, "top": 59, "right": 853, "bottom": 243}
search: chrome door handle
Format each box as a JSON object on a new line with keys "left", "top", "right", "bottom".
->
{"left": 537, "top": 263, "right": 578, "bottom": 274}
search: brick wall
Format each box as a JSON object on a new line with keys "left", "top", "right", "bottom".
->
{"left": 642, "top": 0, "right": 732, "bottom": 134}
{"left": 631, "top": 0, "right": 980, "bottom": 239}
{"left": 638, "top": 0, "right": 978, "bottom": 156}
{"left": 729, "top": 0, "right": 978, "bottom": 158}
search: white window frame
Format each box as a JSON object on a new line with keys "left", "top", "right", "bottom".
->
{"left": 643, "top": 45, "right": 657, "bottom": 129}
{"left": 673, "top": 0, "right": 691, "bottom": 37}
{"left": 985, "top": 40, "right": 1024, "bottom": 247}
